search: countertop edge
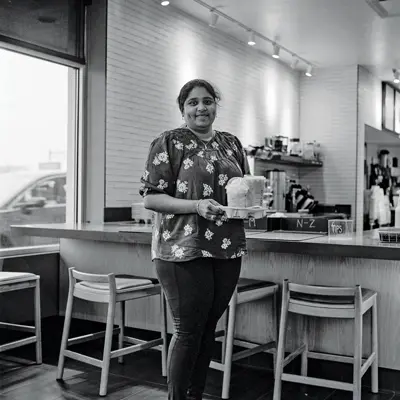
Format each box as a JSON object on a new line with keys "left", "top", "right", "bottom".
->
{"left": 11, "top": 224, "right": 400, "bottom": 261}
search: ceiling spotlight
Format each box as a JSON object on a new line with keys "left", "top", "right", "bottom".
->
{"left": 161, "top": 1, "right": 170, "bottom": 6}
{"left": 247, "top": 31, "right": 256, "bottom": 46}
{"left": 305, "top": 64, "right": 313, "bottom": 77}
{"left": 209, "top": 10, "right": 219, "bottom": 28}
{"left": 290, "top": 57, "right": 299, "bottom": 69}
{"left": 393, "top": 68, "right": 400, "bottom": 84}
{"left": 272, "top": 43, "right": 280, "bottom": 59}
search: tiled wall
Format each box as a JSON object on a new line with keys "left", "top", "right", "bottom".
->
{"left": 299, "top": 66, "right": 358, "bottom": 216}
{"left": 106, "top": 0, "right": 300, "bottom": 207}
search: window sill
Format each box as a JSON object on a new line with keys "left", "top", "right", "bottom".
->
{"left": 0, "top": 244, "right": 60, "bottom": 259}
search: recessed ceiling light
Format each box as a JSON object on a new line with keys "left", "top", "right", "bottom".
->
{"left": 161, "top": 1, "right": 170, "bottom": 6}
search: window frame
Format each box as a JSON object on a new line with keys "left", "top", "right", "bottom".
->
{"left": 0, "top": 44, "right": 85, "bottom": 258}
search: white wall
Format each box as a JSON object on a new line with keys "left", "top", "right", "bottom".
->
{"left": 299, "top": 66, "right": 358, "bottom": 216}
{"left": 106, "top": 0, "right": 300, "bottom": 207}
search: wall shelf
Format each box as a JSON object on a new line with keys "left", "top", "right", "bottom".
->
{"left": 253, "top": 156, "right": 323, "bottom": 168}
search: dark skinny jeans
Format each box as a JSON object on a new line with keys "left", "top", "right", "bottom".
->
{"left": 155, "top": 257, "right": 241, "bottom": 400}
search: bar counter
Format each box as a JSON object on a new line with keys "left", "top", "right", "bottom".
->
{"left": 10, "top": 223, "right": 400, "bottom": 372}
{"left": 11, "top": 222, "right": 400, "bottom": 260}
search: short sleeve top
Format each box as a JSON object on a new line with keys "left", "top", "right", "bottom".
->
{"left": 140, "top": 127, "right": 250, "bottom": 262}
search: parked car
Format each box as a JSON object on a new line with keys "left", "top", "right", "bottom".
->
{"left": 0, "top": 170, "right": 66, "bottom": 248}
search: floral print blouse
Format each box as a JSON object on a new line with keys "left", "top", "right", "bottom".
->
{"left": 140, "top": 127, "right": 250, "bottom": 262}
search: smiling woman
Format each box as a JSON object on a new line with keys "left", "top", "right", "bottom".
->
{"left": 139, "top": 78, "right": 250, "bottom": 399}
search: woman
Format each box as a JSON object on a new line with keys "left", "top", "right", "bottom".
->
{"left": 140, "top": 79, "right": 249, "bottom": 400}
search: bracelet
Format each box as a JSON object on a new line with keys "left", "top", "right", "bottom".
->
{"left": 196, "top": 199, "right": 203, "bottom": 216}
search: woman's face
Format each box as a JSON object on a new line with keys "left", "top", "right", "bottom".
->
{"left": 182, "top": 86, "right": 217, "bottom": 133}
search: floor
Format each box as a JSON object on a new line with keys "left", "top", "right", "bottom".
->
{"left": 0, "top": 317, "right": 397, "bottom": 400}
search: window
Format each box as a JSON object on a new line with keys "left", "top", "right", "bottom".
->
{"left": 0, "top": 48, "right": 78, "bottom": 250}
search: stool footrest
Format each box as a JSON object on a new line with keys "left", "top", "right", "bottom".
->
{"left": 67, "top": 328, "right": 120, "bottom": 346}
{"left": 308, "top": 351, "right": 362, "bottom": 364}
{"left": 111, "top": 338, "right": 163, "bottom": 359}
{"left": 0, "top": 322, "right": 35, "bottom": 333}
{"left": 232, "top": 341, "right": 275, "bottom": 362}
{"left": 361, "top": 352, "right": 377, "bottom": 377}
{"left": 283, "top": 344, "right": 307, "bottom": 367}
{"left": 282, "top": 373, "right": 353, "bottom": 392}
{"left": 64, "top": 349, "right": 102, "bottom": 368}
{"left": 0, "top": 336, "right": 37, "bottom": 353}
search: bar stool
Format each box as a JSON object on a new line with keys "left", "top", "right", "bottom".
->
{"left": 273, "top": 280, "right": 378, "bottom": 400}
{"left": 0, "top": 272, "right": 42, "bottom": 364}
{"left": 211, "top": 278, "right": 279, "bottom": 399}
{"left": 57, "top": 267, "right": 168, "bottom": 396}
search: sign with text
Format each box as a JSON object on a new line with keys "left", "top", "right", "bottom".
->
{"left": 328, "top": 219, "right": 354, "bottom": 238}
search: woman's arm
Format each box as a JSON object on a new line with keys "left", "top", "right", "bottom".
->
{"left": 144, "top": 194, "right": 226, "bottom": 222}
{"left": 144, "top": 193, "right": 198, "bottom": 214}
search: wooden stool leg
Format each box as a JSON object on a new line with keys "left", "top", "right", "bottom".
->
{"left": 353, "top": 290, "right": 363, "bottom": 400}
{"left": 160, "top": 290, "right": 168, "bottom": 377}
{"left": 273, "top": 281, "right": 290, "bottom": 400}
{"left": 221, "top": 310, "right": 229, "bottom": 363}
{"left": 301, "top": 316, "right": 309, "bottom": 376}
{"left": 57, "top": 281, "right": 75, "bottom": 380}
{"left": 371, "top": 298, "right": 379, "bottom": 393}
{"left": 118, "top": 301, "right": 125, "bottom": 364}
{"left": 99, "top": 299, "right": 116, "bottom": 397}
{"left": 34, "top": 279, "right": 42, "bottom": 364}
{"left": 221, "top": 290, "right": 238, "bottom": 400}
{"left": 272, "top": 291, "right": 278, "bottom": 371}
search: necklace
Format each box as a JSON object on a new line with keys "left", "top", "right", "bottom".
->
{"left": 186, "top": 125, "right": 215, "bottom": 142}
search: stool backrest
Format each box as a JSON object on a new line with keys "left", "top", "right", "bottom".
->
{"left": 288, "top": 282, "right": 358, "bottom": 297}
{"left": 68, "top": 268, "right": 117, "bottom": 296}
{"left": 282, "top": 279, "right": 362, "bottom": 317}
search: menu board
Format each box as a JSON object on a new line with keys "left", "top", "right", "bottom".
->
{"left": 395, "top": 90, "right": 400, "bottom": 134}
{"left": 384, "top": 84, "right": 395, "bottom": 131}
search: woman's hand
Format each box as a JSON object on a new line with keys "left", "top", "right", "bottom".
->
{"left": 196, "top": 199, "right": 227, "bottom": 223}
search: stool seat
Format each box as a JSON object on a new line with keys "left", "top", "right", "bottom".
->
{"left": 0, "top": 272, "right": 37, "bottom": 285}
{"left": 237, "top": 278, "right": 277, "bottom": 293}
{"left": 78, "top": 275, "right": 157, "bottom": 293}
{"left": 292, "top": 288, "right": 376, "bottom": 307}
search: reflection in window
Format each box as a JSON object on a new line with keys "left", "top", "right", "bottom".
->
{"left": 0, "top": 49, "right": 75, "bottom": 249}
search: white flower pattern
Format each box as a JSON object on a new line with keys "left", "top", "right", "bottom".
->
{"left": 206, "top": 163, "right": 214, "bottom": 174}
{"left": 203, "top": 184, "right": 213, "bottom": 197}
{"left": 142, "top": 170, "right": 149, "bottom": 180}
{"left": 184, "top": 224, "right": 193, "bottom": 236}
{"left": 183, "top": 158, "right": 194, "bottom": 170}
{"left": 221, "top": 238, "right": 231, "bottom": 249}
{"left": 177, "top": 180, "right": 189, "bottom": 193}
{"left": 205, "top": 229, "right": 214, "bottom": 240}
{"left": 142, "top": 129, "right": 247, "bottom": 262}
{"left": 157, "top": 179, "right": 168, "bottom": 190}
{"left": 218, "top": 174, "right": 228, "bottom": 186}
{"left": 162, "top": 231, "right": 171, "bottom": 241}
{"left": 173, "top": 139, "right": 184, "bottom": 150}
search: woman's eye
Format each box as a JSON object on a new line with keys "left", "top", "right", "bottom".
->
{"left": 188, "top": 101, "right": 197, "bottom": 106}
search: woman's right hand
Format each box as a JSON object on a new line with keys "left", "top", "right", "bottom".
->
{"left": 196, "top": 199, "right": 226, "bottom": 222}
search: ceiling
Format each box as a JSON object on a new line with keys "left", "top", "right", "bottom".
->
{"left": 169, "top": 0, "right": 400, "bottom": 82}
